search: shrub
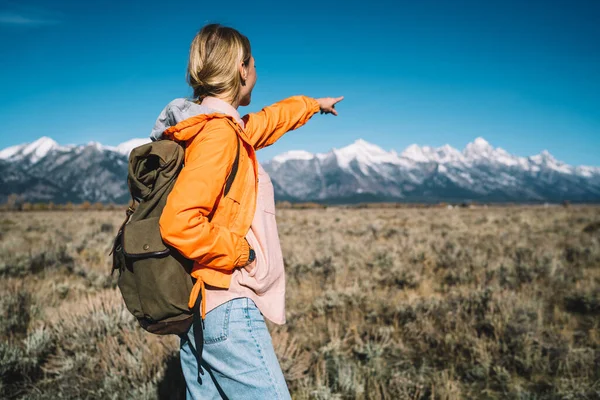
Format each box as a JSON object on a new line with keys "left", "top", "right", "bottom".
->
{"left": 100, "top": 223, "right": 114, "bottom": 233}
{"left": 0, "top": 284, "right": 31, "bottom": 338}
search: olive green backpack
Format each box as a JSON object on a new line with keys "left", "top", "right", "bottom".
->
{"left": 111, "top": 138, "right": 240, "bottom": 352}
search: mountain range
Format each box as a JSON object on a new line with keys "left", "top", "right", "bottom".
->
{"left": 1, "top": 136, "right": 599, "bottom": 204}
{"left": 0, "top": 137, "right": 145, "bottom": 204}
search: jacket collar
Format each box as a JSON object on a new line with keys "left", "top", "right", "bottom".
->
{"left": 200, "top": 97, "right": 245, "bottom": 129}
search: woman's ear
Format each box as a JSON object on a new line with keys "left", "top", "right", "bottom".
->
{"left": 239, "top": 61, "right": 248, "bottom": 84}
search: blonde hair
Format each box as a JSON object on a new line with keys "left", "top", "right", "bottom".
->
{"left": 187, "top": 24, "right": 252, "bottom": 103}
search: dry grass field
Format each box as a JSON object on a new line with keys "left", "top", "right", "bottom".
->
{"left": 1, "top": 205, "right": 599, "bottom": 399}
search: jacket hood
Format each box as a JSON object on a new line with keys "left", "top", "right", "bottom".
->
{"left": 150, "top": 98, "right": 221, "bottom": 141}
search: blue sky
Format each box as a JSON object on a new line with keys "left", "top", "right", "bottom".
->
{"left": 0, "top": 0, "right": 599, "bottom": 165}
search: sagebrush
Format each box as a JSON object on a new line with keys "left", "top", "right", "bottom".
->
{"left": 0, "top": 205, "right": 598, "bottom": 399}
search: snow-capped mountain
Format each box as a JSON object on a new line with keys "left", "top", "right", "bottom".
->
{"left": 0, "top": 136, "right": 63, "bottom": 164}
{"left": 263, "top": 138, "right": 600, "bottom": 203}
{"left": 0, "top": 136, "right": 598, "bottom": 204}
{"left": 0, "top": 137, "right": 150, "bottom": 204}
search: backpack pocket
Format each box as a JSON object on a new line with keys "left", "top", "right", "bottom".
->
{"left": 118, "top": 217, "right": 194, "bottom": 324}
{"left": 122, "top": 217, "right": 169, "bottom": 257}
{"left": 112, "top": 229, "right": 144, "bottom": 319}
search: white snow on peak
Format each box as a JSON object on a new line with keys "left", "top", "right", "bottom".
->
{"left": 463, "top": 137, "right": 494, "bottom": 159}
{"left": 267, "top": 137, "right": 594, "bottom": 177}
{"left": 86, "top": 141, "right": 109, "bottom": 152}
{"left": 0, "top": 143, "right": 27, "bottom": 160}
{"left": 460, "top": 138, "right": 530, "bottom": 167}
{"left": 488, "top": 147, "right": 521, "bottom": 167}
{"left": 473, "top": 137, "right": 491, "bottom": 148}
{"left": 576, "top": 165, "right": 600, "bottom": 178}
{"left": 22, "top": 136, "right": 60, "bottom": 162}
{"left": 273, "top": 150, "right": 315, "bottom": 163}
{"left": 335, "top": 139, "right": 382, "bottom": 164}
{"left": 115, "top": 138, "right": 151, "bottom": 156}
{"left": 347, "top": 138, "right": 389, "bottom": 155}
{"left": 530, "top": 150, "right": 572, "bottom": 174}
{"left": 2, "top": 136, "right": 594, "bottom": 184}
{"left": 531, "top": 150, "right": 556, "bottom": 163}
{"left": 317, "top": 137, "right": 585, "bottom": 175}
{"left": 84, "top": 139, "right": 151, "bottom": 156}
{"left": 0, "top": 136, "right": 61, "bottom": 163}
{"left": 333, "top": 138, "right": 411, "bottom": 170}
{"left": 401, "top": 144, "right": 431, "bottom": 163}
{"left": 268, "top": 138, "right": 416, "bottom": 176}
{"left": 435, "top": 144, "right": 464, "bottom": 163}
{"left": 0, "top": 137, "right": 151, "bottom": 161}
{"left": 401, "top": 143, "right": 465, "bottom": 164}
{"left": 315, "top": 152, "right": 330, "bottom": 161}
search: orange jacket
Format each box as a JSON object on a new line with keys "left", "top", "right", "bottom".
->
{"left": 158, "top": 95, "right": 320, "bottom": 317}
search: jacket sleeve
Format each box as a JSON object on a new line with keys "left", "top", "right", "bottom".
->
{"left": 241, "top": 95, "right": 320, "bottom": 150}
{"left": 159, "top": 123, "right": 250, "bottom": 271}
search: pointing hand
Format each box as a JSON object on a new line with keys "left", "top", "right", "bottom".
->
{"left": 316, "top": 96, "right": 344, "bottom": 116}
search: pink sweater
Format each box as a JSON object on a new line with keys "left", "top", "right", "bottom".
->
{"left": 200, "top": 97, "right": 286, "bottom": 325}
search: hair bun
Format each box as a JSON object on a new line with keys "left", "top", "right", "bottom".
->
{"left": 186, "top": 24, "right": 251, "bottom": 103}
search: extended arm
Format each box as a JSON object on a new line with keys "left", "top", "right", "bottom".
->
{"left": 241, "top": 95, "right": 320, "bottom": 150}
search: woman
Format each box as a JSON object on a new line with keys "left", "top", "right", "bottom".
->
{"left": 150, "top": 24, "right": 342, "bottom": 399}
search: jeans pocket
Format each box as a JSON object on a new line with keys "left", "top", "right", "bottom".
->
{"left": 203, "top": 300, "right": 233, "bottom": 344}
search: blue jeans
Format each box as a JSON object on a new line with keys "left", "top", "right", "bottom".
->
{"left": 179, "top": 297, "right": 291, "bottom": 400}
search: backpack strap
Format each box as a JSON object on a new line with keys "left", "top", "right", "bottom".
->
{"left": 224, "top": 135, "right": 241, "bottom": 197}
{"left": 109, "top": 197, "right": 138, "bottom": 260}
{"left": 120, "top": 134, "right": 239, "bottom": 233}
{"left": 207, "top": 135, "right": 241, "bottom": 221}
{"left": 191, "top": 282, "right": 205, "bottom": 376}
{"left": 120, "top": 197, "right": 138, "bottom": 234}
